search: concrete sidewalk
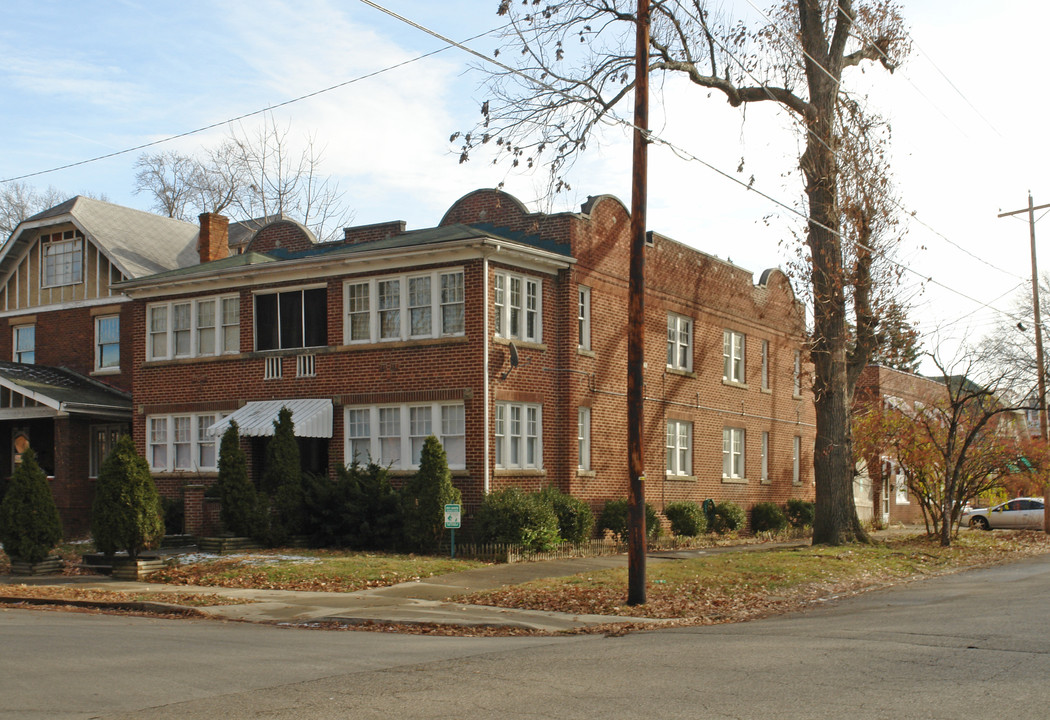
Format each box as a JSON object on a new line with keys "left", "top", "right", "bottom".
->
{"left": 1, "top": 533, "right": 894, "bottom": 631}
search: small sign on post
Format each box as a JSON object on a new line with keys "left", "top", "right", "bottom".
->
{"left": 444, "top": 503, "right": 461, "bottom": 558}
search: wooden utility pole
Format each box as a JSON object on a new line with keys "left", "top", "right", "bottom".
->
{"left": 999, "top": 193, "right": 1050, "bottom": 533}
{"left": 626, "top": 0, "right": 650, "bottom": 606}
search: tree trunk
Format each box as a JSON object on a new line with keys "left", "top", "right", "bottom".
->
{"left": 801, "top": 36, "right": 869, "bottom": 545}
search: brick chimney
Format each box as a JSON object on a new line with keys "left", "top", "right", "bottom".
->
{"left": 198, "top": 213, "right": 230, "bottom": 263}
{"left": 342, "top": 220, "right": 406, "bottom": 245}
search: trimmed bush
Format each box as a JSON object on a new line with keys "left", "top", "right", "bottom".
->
{"left": 708, "top": 500, "right": 746, "bottom": 535}
{"left": 216, "top": 421, "right": 264, "bottom": 538}
{"left": 92, "top": 435, "right": 164, "bottom": 560}
{"left": 538, "top": 486, "right": 594, "bottom": 543}
{"left": 401, "top": 436, "right": 461, "bottom": 552}
{"left": 261, "top": 407, "right": 304, "bottom": 546}
{"left": 474, "top": 487, "right": 560, "bottom": 552}
{"left": 0, "top": 448, "right": 63, "bottom": 563}
{"left": 304, "top": 462, "right": 402, "bottom": 550}
{"left": 664, "top": 501, "right": 706, "bottom": 537}
{"left": 785, "top": 498, "right": 816, "bottom": 528}
{"left": 751, "top": 501, "right": 788, "bottom": 533}
{"left": 597, "top": 499, "right": 661, "bottom": 540}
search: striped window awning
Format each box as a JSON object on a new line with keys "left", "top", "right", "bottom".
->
{"left": 206, "top": 398, "right": 333, "bottom": 438}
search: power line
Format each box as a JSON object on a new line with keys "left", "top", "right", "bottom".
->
{"left": 0, "top": 25, "right": 505, "bottom": 185}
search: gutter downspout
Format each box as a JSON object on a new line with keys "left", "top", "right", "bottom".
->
{"left": 483, "top": 253, "right": 491, "bottom": 495}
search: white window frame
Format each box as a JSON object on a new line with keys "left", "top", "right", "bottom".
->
{"left": 13, "top": 325, "right": 34, "bottom": 364}
{"left": 95, "top": 315, "right": 120, "bottom": 371}
{"left": 147, "top": 295, "right": 241, "bottom": 361}
{"left": 147, "top": 413, "right": 225, "bottom": 472}
{"left": 494, "top": 401, "right": 543, "bottom": 469}
{"left": 723, "top": 427, "right": 746, "bottom": 479}
{"left": 793, "top": 350, "right": 802, "bottom": 396}
{"left": 666, "top": 419, "right": 692, "bottom": 476}
{"left": 343, "top": 403, "right": 467, "bottom": 470}
{"left": 494, "top": 271, "right": 542, "bottom": 343}
{"left": 761, "top": 431, "right": 769, "bottom": 482}
{"left": 761, "top": 340, "right": 769, "bottom": 390}
{"left": 723, "top": 329, "right": 746, "bottom": 383}
{"left": 578, "top": 407, "right": 591, "bottom": 471}
{"left": 578, "top": 286, "right": 591, "bottom": 350}
{"left": 40, "top": 231, "right": 84, "bottom": 288}
{"left": 344, "top": 269, "right": 465, "bottom": 344}
{"left": 793, "top": 435, "right": 802, "bottom": 485}
{"left": 666, "top": 313, "right": 693, "bottom": 371}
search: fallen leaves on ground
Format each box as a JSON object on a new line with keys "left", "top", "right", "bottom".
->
{"left": 0, "top": 583, "right": 248, "bottom": 607}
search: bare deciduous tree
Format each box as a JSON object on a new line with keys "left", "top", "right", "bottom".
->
{"left": 461, "top": 0, "right": 911, "bottom": 544}
{"left": 133, "top": 115, "right": 353, "bottom": 242}
{"left": 0, "top": 181, "right": 65, "bottom": 236}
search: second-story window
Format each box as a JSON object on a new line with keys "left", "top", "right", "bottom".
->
{"left": 578, "top": 286, "right": 591, "bottom": 350}
{"left": 494, "top": 271, "right": 541, "bottom": 343}
{"left": 95, "top": 315, "right": 119, "bottom": 371}
{"left": 723, "top": 330, "right": 745, "bottom": 384}
{"left": 148, "top": 295, "right": 241, "bottom": 360}
{"left": 345, "top": 270, "right": 465, "bottom": 343}
{"left": 41, "top": 230, "right": 84, "bottom": 287}
{"left": 255, "top": 287, "right": 327, "bottom": 351}
{"left": 666, "top": 313, "right": 692, "bottom": 371}
{"left": 13, "top": 325, "right": 34, "bottom": 364}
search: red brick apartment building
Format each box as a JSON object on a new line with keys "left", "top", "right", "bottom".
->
{"left": 117, "top": 189, "right": 815, "bottom": 535}
{"left": 0, "top": 189, "right": 815, "bottom": 537}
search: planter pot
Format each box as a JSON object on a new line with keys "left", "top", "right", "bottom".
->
{"left": 9, "top": 556, "right": 63, "bottom": 576}
{"left": 196, "top": 537, "right": 260, "bottom": 555}
{"left": 111, "top": 556, "right": 166, "bottom": 581}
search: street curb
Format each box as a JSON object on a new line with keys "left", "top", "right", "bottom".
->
{"left": 0, "top": 594, "right": 208, "bottom": 617}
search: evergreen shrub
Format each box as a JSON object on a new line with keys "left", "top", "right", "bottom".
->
{"left": 785, "top": 498, "right": 816, "bottom": 528}
{"left": 91, "top": 435, "right": 164, "bottom": 559}
{"left": 0, "top": 448, "right": 63, "bottom": 563}
{"left": 751, "top": 501, "right": 788, "bottom": 532}
{"left": 597, "top": 499, "right": 661, "bottom": 540}
{"left": 474, "top": 487, "right": 560, "bottom": 552}
{"left": 216, "top": 421, "right": 264, "bottom": 538}
{"left": 664, "top": 501, "right": 706, "bottom": 537}
{"left": 261, "top": 407, "right": 304, "bottom": 546}
{"left": 537, "top": 486, "right": 594, "bottom": 543}
{"left": 401, "top": 436, "right": 461, "bottom": 552}
{"left": 708, "top": 500, "right": 746, "bottom": 535}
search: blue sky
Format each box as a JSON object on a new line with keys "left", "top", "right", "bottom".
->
{"left": 2, "top": 1, "right": 1047, "bottom": 367}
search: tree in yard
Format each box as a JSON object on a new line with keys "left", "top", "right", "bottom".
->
{"left": 215, "top": 421, "right": 264, "bottom": 538}
{"left": 91, "top": 435, "right": 164, "bottom": 560}
{"left": 460, "top": 1, "right": 910, "bottom": 545}
{"left": 1, "top": 181, "right": 66, "bottom": 236}
{"left": 853, "top": 353, "right": 1044, "bottom": 546}
{"left": 133, "top": 113, "right": 353, "bottom": 241}
{"left": 260, "top": 407, "right": 304, "bottom": 546}
{"left": 0, "top": 448, "right": 63, "bottom": 563}
{"left": 401, "top": 435, "right": 462, "bottom": 552}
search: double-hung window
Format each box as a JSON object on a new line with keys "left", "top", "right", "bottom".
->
{"left": 147, "top": 295, "right": 240, "bottom": 360}
{"left": 723, "top": 330, "right": 745, "bottom": 383}
{"left": 760, "top": 340, "right": 769, "bottom": 390}
{"left": 666, "top": 314, "right": 692, "bottom": 371}
{"left": 494, "top": 271, "right": 541, "bottom": 343}
{"left": 578, "top": 286, "right": 591, "bottom": 350}
{"left": 578, "top": 407, "right": 591, "bottom": 471}
{"left": 723, "top": 427, "right": 745, "bottom": 479}
{"left": 96, "top": 315, "right": 120, "bottom": 371}
{"left": 793, "top": 350, "right": 802, "bottom": 396}
{"left": 761, "top": 431, "right": 769, "bottom": 482}
{"left": 40, "top": 230, "right": 84, "bottom": 287}
{"left": 148, "top": 413, "right": 225, "bottom": 471}
{"left": 666, "top": 419, "right": 692, "bottom": 476}
{"left": 255, "top": 287, "right": 327, "bottom": 351}
{"left": 344, "top": 403, "right": 467, "bottom": 470}
{"left": 13, "top": 325, "right": 34, "bottom": 364}
{"left": 494, "top": 402, "right": 542, "bottom": 469}
{"left": 793, "top": 435, "right": 802, "bottom": 484}
{"left": 345, "top": 270, "right": 465, "bottom": 343}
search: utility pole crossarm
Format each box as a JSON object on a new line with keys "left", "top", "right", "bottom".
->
{"left": 997, "top": 202, "right": 1050, "bottom": 218}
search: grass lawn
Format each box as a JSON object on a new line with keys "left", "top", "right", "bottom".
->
{"left": 144, "top": 549, "right": 489, "bottom": 592}
{"left": 462, "top": 531, "right": 1050, "bottom": 623}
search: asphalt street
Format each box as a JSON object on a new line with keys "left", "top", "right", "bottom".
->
{"left": 4, "top": 553, "right": 1050, "bottom": 719}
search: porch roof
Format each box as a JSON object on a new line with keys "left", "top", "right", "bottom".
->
{"left": 207, "top": 398, "right": 333, "bottom": 439}
{"left": 0, "top": 362, "right": 132, "bottom": 418}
